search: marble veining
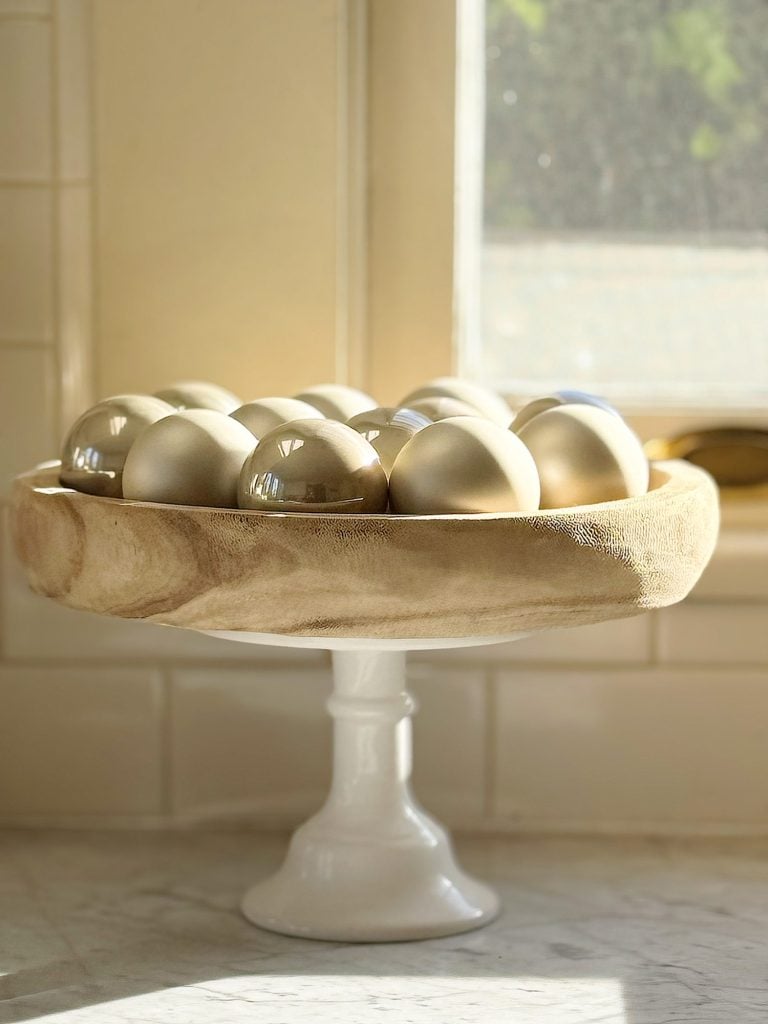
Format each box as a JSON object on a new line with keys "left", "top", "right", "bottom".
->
{"left": 1, "top": 831, "right": 768, "bottom": 1023}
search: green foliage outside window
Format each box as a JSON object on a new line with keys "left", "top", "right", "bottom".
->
{"left": 485, "top": 0, "right": 768, "bottom": 233}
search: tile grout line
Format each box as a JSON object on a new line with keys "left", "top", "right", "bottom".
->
{"left": 86, "top": 0, "right": 100, "bottom": 401}
{"left": 482, "top": 667, "right": 497, "bottom": 821}
{"left": 0, "top": 178, "right": 89, "bottom": 188}
{"left": 0, "top": 11, "right": 52, "bottom": 22}
{"left": 0, "top": 506, "right": 5, "bottom": 662}
{"left": 648, "top": 610, "right": 660, "bottom": 665}
{"left": 49, "top": 0, "right": 63, "bottom": 444}
{"left": 158, "top": 665, "right": 174, "bottom": 821}
{"left": 0, "top": 339, "right": 55, "bottom": 348}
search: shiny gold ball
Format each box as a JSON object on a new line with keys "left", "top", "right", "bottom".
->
{"left": 516, "top": 404, "right": 649, "bottom": 509}
{"left": 122, "top": 409, "right": 256, "bottom": 507}
{"left": 154, "top": 380, "right": 242, "bottom": 414}
{"left": 406, "top": 396, "right": 479, "bottom": 422}
{"left": 347, "top": 406, "right": 431, "bottom": 474}
{"left": 238, "top": 418, "right": 388, "bottom": 513}
{"left": 389, "top": 416, "right": 540, "bottom": 515}
{"left": 401, "top": 377, "right": 512, "bottom": 426}
{"left": 294, "top": 384, "right": 377, "bottom": 421}
{"left": 512, "top": 390, "right": 618, "bottom": 433}
{"left": 59, "top": 394, "right": 174, "bottom": 498}
{"left": 231, "top": 397, "right": 324, "bottom": 439}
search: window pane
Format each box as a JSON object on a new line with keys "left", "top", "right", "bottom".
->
{"left": 473, "top": 0, "right": 768, "bottom": 406}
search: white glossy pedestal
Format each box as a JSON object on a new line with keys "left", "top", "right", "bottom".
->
{"left": 207, "top": 632, "right": 519, "bottom": 943}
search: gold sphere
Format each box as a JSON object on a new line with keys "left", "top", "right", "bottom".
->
{"left": 517, "top": 404, "right": 649, "bottom": 509}
{"left": 122, "top": 409, "right": 256, "bottom": 507}
{"left": 347, "top": 406, "right": 431, "bottom": 474}
{"left": 512, "top": 390, "right": 618, "bottom": 433}
{"left": 401, "top": 377, "right": 512, "bottom": 426}
{"left": 231, "top": 397, "right": 324, "bottom": 439}
{"left": 59, "top": 394, "right": 174, "bottom": 498}
{"left": 238, "top": 418, "right": 388, "bottom": 513}
{"left": 406, "top": 396, "right": 479, "bottom": 421}
{"left": 389, "top": 416, "right": 540, "bottom": 515}
{"left": 294, "top": 384, "right": 377, "bottom": 421}
{"left": 154, "top": 380, "right": 242, "bottom": 414}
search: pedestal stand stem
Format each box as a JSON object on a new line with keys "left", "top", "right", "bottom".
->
{"left": 326, "top": 650, "right": 415, "bottom": 826}
{"left": 240, "top": 648, "right": 499, "bottom": 942}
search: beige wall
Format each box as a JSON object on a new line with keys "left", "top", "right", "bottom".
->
{"left": 91, "top": 0, "right": 459, "bottom": 408}
{"left": 92, "top": 0, "right": 349, "bottom": 402}
{"left": 367, "top": 0, "right": 457, "bottom": 404}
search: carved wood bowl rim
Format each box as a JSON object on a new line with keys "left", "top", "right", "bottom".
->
{"left": 18, "top": 458, "right": 700, "bottom": 521}
{"left": 10, "top": 459, "right": 719, "bottom": 642}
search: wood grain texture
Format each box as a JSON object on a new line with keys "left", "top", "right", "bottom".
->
{"left": 11, "top": 461, "right": 718, "bottom": 640}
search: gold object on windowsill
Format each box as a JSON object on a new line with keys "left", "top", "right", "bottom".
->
{"left": 645, "top": 428, "right": 768, "bottom": 503}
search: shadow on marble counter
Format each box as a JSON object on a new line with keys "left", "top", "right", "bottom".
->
{"left": 1, "top": 829, "right": 768, "bottom": 1023}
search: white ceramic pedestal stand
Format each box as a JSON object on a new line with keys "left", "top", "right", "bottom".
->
{"left": 207, "top": 631, "right": 519, "bottom": 943}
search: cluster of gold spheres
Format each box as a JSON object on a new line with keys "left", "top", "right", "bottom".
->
{"left": 59, "top": 378, "right": 650, "bottom": 515}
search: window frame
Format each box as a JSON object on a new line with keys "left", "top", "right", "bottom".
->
{"left": 365, "top": 1, "right": 768, "bottom": 441}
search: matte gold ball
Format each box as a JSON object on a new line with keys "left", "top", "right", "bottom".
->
{"left": 59, "top": 394, "right": 174, "bottom": 498}
{"left": 516, "top": 404, "right": 649, "bottom": 509}
{"left": 401, "top": 377, "right": 512, "bottom": 426}
{"left": 406, "top": 396, "right": 479, "bottom": 422}
{"left": 154, "top": 380, "right": 242, "bottom": 414}
{"left": 231, "top": 397, "right": 324, "bottom": 439}
{"left": 347, "top": 406, "right": 431, "bottom": 474}
{"left": 512, "top": 390, "right": 619, "bottom": 433}
{"left": 389, "top": 416, "right": 540, "bottom": 514}
{"left": 294, "top": 384, "right": 377, "bottom": 421}
{"left": 122, "top": 409, "right": 256, "bottom": 507}
{"left": 238, "top": 418, "right": 388, "bottom": 513}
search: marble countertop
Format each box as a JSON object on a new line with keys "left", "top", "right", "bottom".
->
{"left": 2, "top": 829, "right": 768, "bottom": 1023}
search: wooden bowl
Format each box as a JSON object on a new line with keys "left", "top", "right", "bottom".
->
{"left": 10, "top": 460, "right": 718, "bottom": 641}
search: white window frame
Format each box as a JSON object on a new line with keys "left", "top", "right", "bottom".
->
{"left": 365, "top": 1, "right": 768, "bottom": 446}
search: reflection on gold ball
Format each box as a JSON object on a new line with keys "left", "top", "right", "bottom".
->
{"left": 517, "top": 404, "right": 649, "bottom": 509}
{"left": 389, "top": 416, "right": 540, "bottom": 514}
{"left": 154, "top": 380, "right": 241, "bottom": 414}
{"left": 406, "top": 396, "right": 479, "bottom": 422}
{"left": 59, "top": 394, "right": 174, "bottom": 497}
{"left": 512, "top": 390, "right": 618, "bottom": 433}
{"left": 401, "top": 377, "right": 512, "bottom": 426}
{"left": 347, "top": 406, "right": 431, "bottom": 474}
{"left": 122, "top": 410, "right": 256, "bottom": 507}
{"left": 231, "top": 397, "right": 323, "bottom": 439}
{"left": 238, "top": 418, "right": 388, "bottom": 513}
{"left": 294, "top": 384, "right": 377, "bottom": 421}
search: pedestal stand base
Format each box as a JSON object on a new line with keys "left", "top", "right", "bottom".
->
{"left": 242, "top": 811, "right": 499, "bottom": 942}
{"left": 241, "top": 649, "right": 500, "bottom": 942}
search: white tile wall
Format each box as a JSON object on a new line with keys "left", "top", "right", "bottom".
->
{"left": 0, "top": 188, "right": 53, "bottom": 341}
{"left": 169, "top": 666, "right": 333, "bottom": 825}
{"left": 1, "top": 0, "right": 767, "bottom": 839}
{"left": 57, "top": 184, "right": 93, "bottom": 428}
{"left": 56, "top": 0, "right": 90, "bottom": 181}
{"left": 0, "top": 665, "right": 163, "bottom": 818}
{"left": 0, "top": 347, "right": 56, "bottom": 491}
{"left": 0, "top": 1, "right": 51, "bottom": 14}
{"left": 0, "top": 16, "right": 51, "bottom": 180}
{"left": 493, "top": 668, "right": 768, "bottom": 831}
{"left": 658, "top": 603, "right": 768, "bottom": 665}
{"left": 692, "top": 530, "right": 768, "bottom": 601}
{"left": 410, "top": 665, "right": 487, "bottom": 826}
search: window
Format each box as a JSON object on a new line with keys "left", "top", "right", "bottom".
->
{"left": 463, "top": 0, "right": 768, "bottom": 409}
